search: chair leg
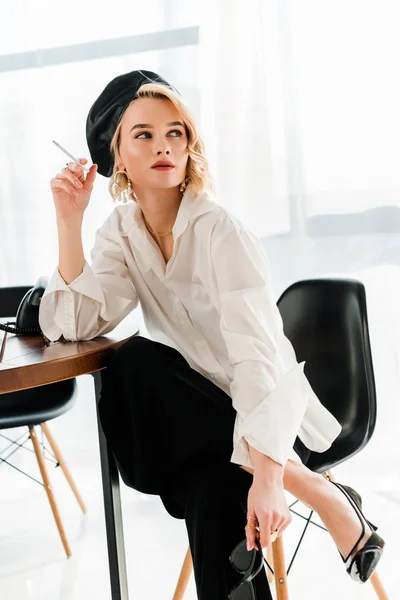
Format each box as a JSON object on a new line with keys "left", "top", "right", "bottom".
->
{"left": 326, "top": 469, "right": 336, "bottom": 482}
{"left": 266, "top": 544, "right": 274, "bottom": 582}
{"left": 41, "top": 422, "right": 87, "bottom": 513}
{"left": 370, "top": 571, "right": 390, "bottom": 600}
{"left": 325, "top": 469, "right": 390, "bottom": 600}
{"left": 272, "top": 536, "right": 289, "bottom": 600}
{"left": 29, "top": 426, "right": 71, "bottom": 558}
{"left": 172, "top": 546, "right": 192, "bottom": 600}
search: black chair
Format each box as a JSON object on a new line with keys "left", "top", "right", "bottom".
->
{"left": 173, "top": 278, "right": 388, "bottom": 600}
{"left": 0, "top": 286, "right": 86, "bottom": 558}
{"left": 278, "top": 278, "right": 377, "bottom": 474}
{"left": 268, "top": 278, "right": 388, "bottom": 599}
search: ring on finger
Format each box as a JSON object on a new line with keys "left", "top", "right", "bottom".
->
{"left": 244, "top": 525, "right": 279, "bottom": 535}
{"left": 270, "top": 529, "right": 279, "bottom": 542}
{"left": 246, "top": 518, "right": 259, "bottom": 527}
{"left": 244, "top": 524, "right": 260, "bottom": 532}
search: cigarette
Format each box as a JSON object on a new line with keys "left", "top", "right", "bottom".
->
{"left": 52, "top": 140, "right": 90, "bottom": 172}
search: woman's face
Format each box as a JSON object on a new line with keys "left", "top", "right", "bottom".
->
{"left": 117, "top": 96, "right": 189, "bottom": 192}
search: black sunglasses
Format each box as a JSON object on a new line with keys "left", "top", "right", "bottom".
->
{"left": 228, "top": 538, "right": 273, "bottom": 600}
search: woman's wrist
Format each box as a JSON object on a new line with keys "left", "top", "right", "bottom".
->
{"left": 248, "top": 443, "right": 284, "bottom": 483}
{"left": 56, "top": 213, "right": 85, "bottom": 285}
{"left": 56, "top": 213, "right": 84, "bottom": 229}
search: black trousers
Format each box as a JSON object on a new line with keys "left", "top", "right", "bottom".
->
{"left": 98, "top": 336, "right": 311, "bottom": 599}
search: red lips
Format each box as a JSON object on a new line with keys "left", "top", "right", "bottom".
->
{"left": 151, "top": 160, "right": 175, "bottom": 168}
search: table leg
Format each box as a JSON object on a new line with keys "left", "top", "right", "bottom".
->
{"left": 92, "top": 370, "right": 129, "bottom": 600}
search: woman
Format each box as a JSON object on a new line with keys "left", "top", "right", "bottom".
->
{"left": 39, "top": 70, "right": 384, "bottom": 599}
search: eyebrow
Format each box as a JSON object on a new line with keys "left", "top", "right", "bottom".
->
{"left": 129, "top": 121, "right": 184, "bottom": 133}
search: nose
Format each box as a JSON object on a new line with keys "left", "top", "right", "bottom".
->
{"left": 157, "top": 147, "right": 170, "bottom": 156}
{"left": 153, "top": 134, "right": 171, "bottom": 156}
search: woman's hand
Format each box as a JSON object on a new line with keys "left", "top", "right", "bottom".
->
{"left": 50, "top": 158, "right": 98, "bottom": 221}
{"left": 246, "top": 476, "right": 291, "bottom": 550}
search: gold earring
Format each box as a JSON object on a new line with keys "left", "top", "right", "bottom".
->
{"left": 180, "top": 177, "right": 188, "bottom": 193}
{"left": 125, "top": 178, "right": 137, "bottom": 203}
{"left": 111, "top": 170, "right": 137, "bottom": 203}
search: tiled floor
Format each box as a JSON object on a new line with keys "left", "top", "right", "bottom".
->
{"left": 0, "top": 294, "right": 399, "bottom": 599}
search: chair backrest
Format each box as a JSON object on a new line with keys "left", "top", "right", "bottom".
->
{"left": 0, "top": 284, "right": 78, "bottom": 429}
{"left": 0, "top": 286, "right": 33, "bottom": 319}
{"left": 277, "top": 278, "right": 377, "bottom": 472}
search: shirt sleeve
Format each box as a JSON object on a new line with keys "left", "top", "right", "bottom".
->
{"left": 210, "top": 220, "right": 310, "bottom": 468}
{"left": 39, "top": 209, "right": 139, "bottom": 342}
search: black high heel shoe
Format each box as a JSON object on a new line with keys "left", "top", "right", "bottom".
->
{"left": 330, "top": 481, "right": 385, "bottom": 583}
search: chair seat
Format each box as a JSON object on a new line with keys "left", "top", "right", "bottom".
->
{"left": 0, "top": 378, "right": 77, "bottom": 429}
{"left": 307, "top": 422, "right": 371, "bottom": 474}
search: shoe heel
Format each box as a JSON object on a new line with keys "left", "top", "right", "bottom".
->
{"left": 331, "top": 481, "right": 385, "bottom": 583}
{"left": 348, "top": 531, "right": 385, "bottom": 583}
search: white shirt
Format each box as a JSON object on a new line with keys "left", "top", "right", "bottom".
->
{"left": 39, "top": 186, "right": 342, "bottom": 469}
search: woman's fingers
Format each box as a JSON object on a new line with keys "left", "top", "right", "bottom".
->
{"left": 51, "top": 177, "right": 79, "bottom": 197}
{"left": 259, "top": 515, "right": 289, "bottom": 548}
{"left": 60, "top": 158, "right": 90, "bottom": 182}
{"left": 246, "top": 523, "right": 283, "bottom": 550}
{"left": 259, "top": 524, "right": 273, "bottom": 549}
{"left": 59, "top": 169, "right": 84, "bottom": 189}
{"left": 276, "top": 516, "right": 291, "bottom": 536}
{"left": 83, "top": 163, "right": 98, "bottom": 189}
{"left": 68, "top": 160, "right": 97, "bottom": 187}
{"left": 50, "top": 158, "right": 97, "bottom": 199}
{"left": 261, "top": 525, "right": 279, "bottom": 548}
{"left": 245, "top": 513, "right": 282, "bottom": 550}
{"left": 245, "top": 512, "right": 258, "bottom": 551}
{"left": 69, "top": 163, "right": 85, "bottom": 181}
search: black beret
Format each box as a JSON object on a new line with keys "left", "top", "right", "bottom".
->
{"left": 86, "top": 69, "right": 179, "bottom": 177}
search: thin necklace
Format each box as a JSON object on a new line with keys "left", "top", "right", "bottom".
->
{"left": 142, "top": 213, "right": 172, "bottom": 237}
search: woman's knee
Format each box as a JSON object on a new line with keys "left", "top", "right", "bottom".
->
{"left": 107, "top": 335, "right": 157, "bottom": 372}
{"left": 186, "top": 465, "right": 248, "bottom": 513}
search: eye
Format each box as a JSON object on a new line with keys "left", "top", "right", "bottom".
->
{"left": 135, "top": 131, "right": 151, "bottom": 139}
{"left": 168, "top": 129, "right": 183, "bottom": 137}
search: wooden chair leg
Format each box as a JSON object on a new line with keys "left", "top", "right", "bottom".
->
{"left": 370, "top": 571, "right": 390, "bottom": 600}
{"left": 41, "top": 422, "right": 87, "bottom": 513}
{"left": 326, "top": 469, "right": 390, "bottom": 600}
{"left": 29, "top": 426, "right": 71, "bottom": 558}
{"left": 173, "top": 546, "right": 192, "bottom": 600}
{"left": 326, "top": 469, "right": 336, "bottom": 482}
{"left": 271, "top": 536, "right": 289, "bottom": 600}
{"left": 266, "top": 543, "right": 274, "bottom": 582}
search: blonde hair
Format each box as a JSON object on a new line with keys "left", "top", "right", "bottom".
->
{"left": 108, "top": 82, "right": 214, "bottom": 202}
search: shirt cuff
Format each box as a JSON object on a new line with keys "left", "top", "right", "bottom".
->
{"left": 43, "top": 261, "right": 104, "bottom": 305}
{"left": 236, "top": 362, "right": 309, "bottom": 467}
{"left": 39, "top": 261, "right": 105, "bottom": 342}
{"left": 230, "top": 435, "right": 302, "bottom": 470}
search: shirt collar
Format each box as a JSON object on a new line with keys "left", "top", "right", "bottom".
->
{"left": 120, "top": 185, "right": 216, "bottom": 240}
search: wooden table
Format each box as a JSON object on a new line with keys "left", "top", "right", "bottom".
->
{"left": 0, "top": 318, "right": 140, "bottom": 600}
